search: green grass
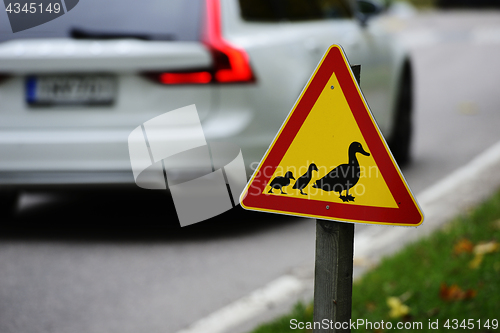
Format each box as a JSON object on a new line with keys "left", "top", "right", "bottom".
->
{"left": 250, "top": 190, "right": 500, "bottom": 333}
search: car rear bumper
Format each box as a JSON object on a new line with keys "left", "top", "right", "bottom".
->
{"left": 0, "top": 129, "right": 136, "bottom": 186}
{"left": 0, "top": 127, "right": 250, "bottom": 187}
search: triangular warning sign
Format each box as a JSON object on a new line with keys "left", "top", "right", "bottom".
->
{"left": 240, "top": 45, "right": 423, "bottom": 226}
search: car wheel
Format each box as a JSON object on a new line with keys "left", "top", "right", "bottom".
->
{"left": 389, "top": 61, "right": 413, "bottom": 167}
{"left": 0, "top": 190, "right": 19, "bottom": 218}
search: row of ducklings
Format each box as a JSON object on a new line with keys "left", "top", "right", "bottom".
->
{"left": 267, "top": 142, "right": 370, "bottom": 201}
{"left": 268, "top": 164, "right": 317, "bottom": 195}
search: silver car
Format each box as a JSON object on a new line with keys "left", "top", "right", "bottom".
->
{"left": 0, "top": 0, "right": 413, "bottom": 213}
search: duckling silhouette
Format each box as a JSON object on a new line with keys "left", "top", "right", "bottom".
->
{"left": 293, "top": 163, "right": 318, "bottom": 195}
{"left": 268, "top": 171, "right": 295, "bottom": 194}
{"left": 312, "top": 142, "right": 370, "bottom": 202}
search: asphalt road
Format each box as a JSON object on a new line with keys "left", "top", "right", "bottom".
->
{"left": 2, "top": 10, "right": 500, "bottom": 333}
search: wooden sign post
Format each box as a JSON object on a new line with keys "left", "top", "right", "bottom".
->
{"left": 313, "top": 220, "right": 355, "bottom": 332}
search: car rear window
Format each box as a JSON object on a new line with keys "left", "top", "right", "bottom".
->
{"left": 0, "top": 0, "right": 202, "bottom": 43}
{"left": 239, "top": 0, "right": 353, "bottom": 22}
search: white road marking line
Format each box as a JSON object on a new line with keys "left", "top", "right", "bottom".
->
{"left": 175, "top": 275, "right": 304, "bottom": 333}
{"left": 175, "top": 139, "right": 500, "bottom": 333}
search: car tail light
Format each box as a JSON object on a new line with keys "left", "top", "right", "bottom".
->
{"left": 145, "top": 71, "right": 213, "bottom": 85}
{"left": 203, "top": 0, "right": 256, "bottom": 83}
{"left": 144, "top": 0, "right": 255, "bottom": 85}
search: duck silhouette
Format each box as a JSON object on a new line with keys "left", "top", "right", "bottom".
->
{"left": 268, "top": 171, "right": 295, "bottom": 194}
{"left": 293, "top": 163, "right": 318, "bottom": 195}
{"left": 312, "top": 142, "right": 370, "bottom": 202}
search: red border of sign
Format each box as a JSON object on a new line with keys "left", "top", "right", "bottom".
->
{"left": 240, "top": 45, "right": 423, "bottom": 226}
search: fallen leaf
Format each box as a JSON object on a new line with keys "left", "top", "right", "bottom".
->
{"left": 469, "top": 254, "right": 483, "bottom": 269}
{"left": 439, "top": 283, "right": 477, "bottom": 301}
{"left": 366, "top": 302, "right": 376, "bottom": 312}
{"left": 453, "top": 238, "right": 474, "bottom": 254}
{"left": 473, "top": 241, "right": 499, "bottom": 255}
{"left": 469, "top": 241, "right": 499, "bottom": 269}
{"left": 465, "top": 289, "right": 477, "bottom": 299}
{"left": 387, "top": 296, "right": 410, "bottom": 318}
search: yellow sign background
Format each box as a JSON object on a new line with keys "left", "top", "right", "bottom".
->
{"left": 268, "top": 72, "right": 398, "bottom": 209}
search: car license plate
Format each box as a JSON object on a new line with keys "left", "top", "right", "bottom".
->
{"left": 26, "top": 75, "right": 117, "bottom": 106}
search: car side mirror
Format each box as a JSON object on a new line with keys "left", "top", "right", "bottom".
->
{"left": 356, "top": 0, "right": 384, "bottom": 27}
